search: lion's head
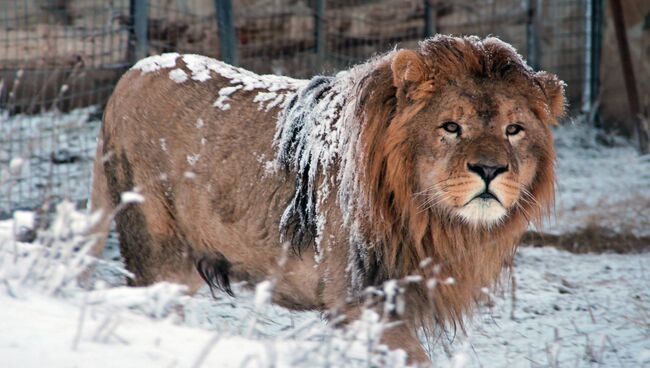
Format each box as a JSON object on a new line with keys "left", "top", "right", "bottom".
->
{"left": 392, "top": 41, "right": 563, "bottom": 228}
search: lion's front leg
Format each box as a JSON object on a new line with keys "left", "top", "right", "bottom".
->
{"left": 380, "top": 322, "right": 430, "bottom": 366}
{"left": 334, "top": 305, "right": 430, "bottom": 366}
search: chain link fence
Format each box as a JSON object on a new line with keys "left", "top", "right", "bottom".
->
{"left": 0, "top": 0, "right": 603, "bottom": 215}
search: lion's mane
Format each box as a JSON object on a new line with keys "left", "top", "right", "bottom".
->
{"left": 275, "top": 35, "right": 560, "bottom": 332}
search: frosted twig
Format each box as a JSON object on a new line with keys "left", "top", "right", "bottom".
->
{"left": 191, "top": 332, "right": 222, "bottom": 368}
{"left": 71, "top": 294, "right": 88, "bottom": 350}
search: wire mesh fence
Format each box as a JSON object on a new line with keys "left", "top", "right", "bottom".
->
{"left": 1, "top": 0, "right": 131, "bottom": 216}
{"left": 0, "top": 0, "right": 602, "bottom": 215}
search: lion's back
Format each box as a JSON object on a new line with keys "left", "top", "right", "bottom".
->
{"left": 100, "top": 53, "right": 302, "bottom": 183}
{"left": 96, "top": 54, "right": 303, "bottom": 237}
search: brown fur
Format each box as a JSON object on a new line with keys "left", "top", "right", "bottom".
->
{"left": 91, "top": 35, "right": 565, "bottom": 364}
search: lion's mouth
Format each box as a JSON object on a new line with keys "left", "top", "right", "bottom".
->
{"left": 456, "top": 190, "right": 508, "bottom": 225}
{"left": 469, "top": 191, "right": 502, "bottom": 205}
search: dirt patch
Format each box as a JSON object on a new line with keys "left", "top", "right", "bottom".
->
{"left": 522, "top": 225, "right": 650, "bottom": 254}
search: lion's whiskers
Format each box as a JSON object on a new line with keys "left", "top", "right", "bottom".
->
{"left": 519, "top": 186, "right": 541, "bottom": 210}
{"left": 514, "top": 201, "right": 532, "bottom": 223}
{"left": 414, "top": 177, "right": 461, "bottom": 197}
{"left": 415, "top": 184, "right": 453, "bottom": 214}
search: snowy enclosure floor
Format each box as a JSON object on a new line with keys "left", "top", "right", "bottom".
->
{"left": 1, "top": 220, "right": 648, "bottom": 368}
{"left": 433, "top": 246, "right": 650, "bottom": 367}
{"left": 0, "top": 107, "right": 100, "bottom": 215}
{"left": 551, "top": 123, "right": 650, "bottom": 236}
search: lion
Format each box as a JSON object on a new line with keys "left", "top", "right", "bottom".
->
{"left": 90, "top": 35, "right": 565, "bottom": 364}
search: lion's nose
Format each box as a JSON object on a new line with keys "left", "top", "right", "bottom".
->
{"left": 467, "top": 163, "right": 508, "bottom": 184}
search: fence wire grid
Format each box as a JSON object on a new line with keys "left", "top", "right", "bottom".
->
{"left": 0, "top": 0, "right": 602, "bottom": 215}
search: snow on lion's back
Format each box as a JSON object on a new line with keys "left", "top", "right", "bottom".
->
{"left": 131, "top": 53, "right": 307, "bottom": 111}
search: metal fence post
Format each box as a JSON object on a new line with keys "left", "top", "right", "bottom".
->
{"left": 525, "top": 0, "right": 540, "bottom": 70}
{"left": 314, "top": 0, "right": 326, "bottom": 69}
{"left": 424, "top": 0, "right": 438, "bottom": 38}
{"left": 590, "top": 0, "right": 603, "bottom": 116}
{"left": 129, "top": 0, "right": 148, "bottom": 63}
{"left": 581, "top": 0, "right": 594, "bottom": 114}
{"left": 215, "top": 0, "right": 238, "bottom": 66}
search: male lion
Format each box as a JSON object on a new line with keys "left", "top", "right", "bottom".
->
{"left": 91, "top": 35, "right": 565, "bottom": 363}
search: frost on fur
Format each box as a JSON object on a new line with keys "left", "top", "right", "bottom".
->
{"left": 273, "top": 55, "right": 391, "bottom": 283}
{"left": 132, "top": 53, "right": 180, "bottom": 74}
{"left": 132, "top": 53, "right": 305, "bottom": 112}
{"left": 181, "top": 54, "right": 304, "bottom": 111}
{"left": 168, "top": 68, "right": 188, "bottom": 83}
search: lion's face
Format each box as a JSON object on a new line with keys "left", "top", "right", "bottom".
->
{"left": 412, "top": 83, "right": 553, "bottom": 226}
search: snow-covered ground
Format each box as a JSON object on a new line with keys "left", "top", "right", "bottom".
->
{"left": 1, "top": 212, "right": 648, "bottom": 367}
{"left": 552, "top": 122, "right": 650, "bottom": 236}
{"left": 434, "top": 247, "right": 650, "bottom": 367}
{"left": 0, "top": 107, "right": 100, "bottom": 214}
{"left": 0, "top": 109, "right": 649, "bottom": 367}
{"left": 0, "top": 204, "right": 408, "bottom": 368}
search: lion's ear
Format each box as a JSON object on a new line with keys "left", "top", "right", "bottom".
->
{"left": 535, "top": 71, "right": 566, "bottom": 123}
{"left": 391, "top": 49, "right": 427, "bottom": 93}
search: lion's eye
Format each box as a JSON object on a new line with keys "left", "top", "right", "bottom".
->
{"left": 441, "top": 122, "right": 461, "bottom": 135}
{"left": 506, "top": 124, "right": 524, "bottom": 136}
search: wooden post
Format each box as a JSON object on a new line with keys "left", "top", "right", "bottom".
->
{"left": 215, "top": 0, "right": 238, "bottom": 66}
{"left": 609, "top": 0, "right": 648, "bottom": 153}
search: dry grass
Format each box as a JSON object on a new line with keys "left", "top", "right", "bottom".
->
{"left": 527, "top": 192, "right": 650, "bottom": 254}
{"left": 522, "top": 226, "right": 650, "bottom": 254}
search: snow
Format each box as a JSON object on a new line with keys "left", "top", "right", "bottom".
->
{"left": 382, "top": 280, "right": 405, "bottom": 316}
{"left": 180, "top": 54, "right": 305, "bottom": 112}
{"left": 0, "top": 205, "right": 410, "bottom": 366}
{"left": 87, "top": 282, "right": 187, "bottom": 318}
{"left": 430, "top": 246, "right": 650, "bottom": 367}
{"left": 0, "top": 290, "right": 408, "bottom": 368}
{"left": 1, "top": 205, "right": 648, "bottom": 367}
{"left": 0, "top": 106, "right": 100, "bottom": 213}
{"left": 186, "top": 153, "right": 201, "bottom": 166}
{"left": 550, "top": 121, "right": 650, "bottom": 236}
{"left": 213, "top": 85, "right": 242, "bottom": 110}
{"left": 254, "top": 280, "right": 273, "bottom": 309}
{"left": 254, "top": 91, "right": 285, "bottom": 111}
{"left": 168, "top": 68, "right": 188, "bottom": 83}
{"left": 9, "top": 156, "right": 24, "bottom": 174}
{"left": 131, "top": 53, "right": 180, "bottom": 74}
{"left": 159, "top": 138, "right": 167, "bottom": 152}
{"left": 274, "top": 69, "right": 368, "bottom": 265}
{"left": 180, "top": 54, "right": 304, "bottom": 92}
{"left": 13, "top": 210, "right": 34, "bottom": 229}
{"left": 120, "top": 191, "right": 144, "bottom": 204}
{"left": 131, "top": 53, "right": 306, "bottom": 114}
